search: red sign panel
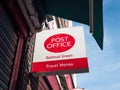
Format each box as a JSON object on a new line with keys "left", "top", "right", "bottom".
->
{"left": 44, "top": 33, "right": 75, "bottom": 53}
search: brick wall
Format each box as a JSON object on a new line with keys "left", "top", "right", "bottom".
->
{"left": 17, "top": 34, "right": 36, "bottom": 90}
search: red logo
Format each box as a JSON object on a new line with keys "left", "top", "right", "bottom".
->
{"left": 44, "top": 34, "right": 75, "bottom": 53}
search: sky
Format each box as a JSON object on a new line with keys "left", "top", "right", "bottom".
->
{"left": 73, "top": 0, "right": 120, "bottom": 90}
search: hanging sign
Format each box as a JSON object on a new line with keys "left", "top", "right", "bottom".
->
{"left": 32, "top": 26, "right": 89, "bottom": 76}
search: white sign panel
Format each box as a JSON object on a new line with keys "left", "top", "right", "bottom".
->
{"left": 32, "top": 26, "right": 89, "bottom": 76}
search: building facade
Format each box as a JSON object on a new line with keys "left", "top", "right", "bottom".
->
{"left": 0, "top": 0, "right": 76, "bottom": 90}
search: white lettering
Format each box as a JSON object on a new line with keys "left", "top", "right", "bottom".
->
{"left": 59, "top": 63, "right": 73, "bottom": 67}
{"left": 51, "top": 36, "right": 68, "bottom": 43}
{"left": 46, "top": 41, "right": 72, "bottom": 49}
{"left": 46, "top": 64, "right": 58, "bottom": 68}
